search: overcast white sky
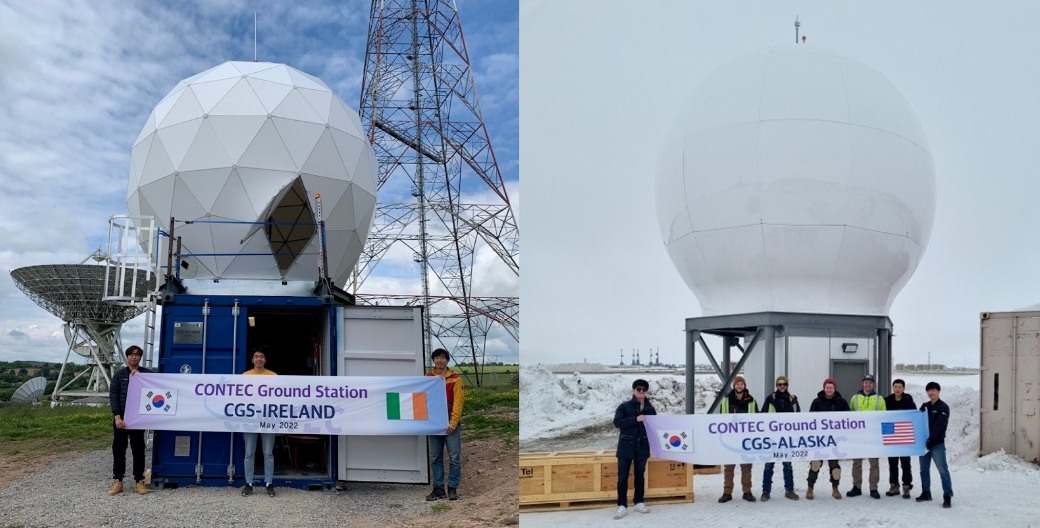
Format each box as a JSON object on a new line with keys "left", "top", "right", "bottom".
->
{"left": 0, "top": 0, "right": 518, "bottom": 364}
{"left": 521, "top": 1, "right": 1040, "bottom": 368}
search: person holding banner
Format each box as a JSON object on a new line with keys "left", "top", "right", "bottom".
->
{"left": 718, "top": 374, "right": 758, "bottom": 503}
{"left": 916, "top": 381, "right": 953, "bottom": 508}
{"left": 426, "top": 348, "right": 465, "bottom": 502}
{"left": 107, "top": 345, "right": 152, "bottom": 496}
{"left": 241, "top": 347, "right": 277, "bottom": 497}
{"left": 760, "top": 375, "right": 801, "bottom": 501}
{"left": 847, "top": 374, "right": 887, "bottom": 499}
{"left": 806, "top": 377, "right": 848, "bottom": 500}
{"left": 612, "top": 378, "right": 656, "bottom": 519}
{"left": 884, "top": 379, "right": 916, "bottom": 498}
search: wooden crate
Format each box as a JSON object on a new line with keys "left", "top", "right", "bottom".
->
{"left": 519, "top": 450, "right": 694, "bottom": 510}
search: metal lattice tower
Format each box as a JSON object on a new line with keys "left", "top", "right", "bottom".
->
{"left": 356, "top": 0, "right": 519, "bottom": 385}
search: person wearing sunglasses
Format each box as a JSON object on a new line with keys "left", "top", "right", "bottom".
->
{"left": 612, "top": 379, "right": 656, "bottom": 519}
{"left": 760, "top": 375, "right": 801, "bottom": 501}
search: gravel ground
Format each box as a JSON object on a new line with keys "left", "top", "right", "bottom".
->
{"left": 0, "top": 447, "right": 446, "bottom": 527}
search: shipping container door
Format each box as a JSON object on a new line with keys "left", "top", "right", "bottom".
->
{"left": 336, "top": 306, "right": 428, "bottom": 483}
{"left": 980, "top": 314, "right": 1015, "bottom": 455}
{"left": 153, "top": 301, "right": 244, "bottom": 481}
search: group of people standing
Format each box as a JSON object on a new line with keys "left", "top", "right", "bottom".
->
{"left": 612, "top": 374, "right": 954, "bottom": 519}
{"left": 107, "top": 345, "right": 466, "bottom": 501}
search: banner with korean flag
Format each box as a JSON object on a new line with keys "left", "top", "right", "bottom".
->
{"left": 645, "top": 410, "right": 929, "bottom": 465}
{"left": 124, "top": 373, "right": 448, "bottom": 435}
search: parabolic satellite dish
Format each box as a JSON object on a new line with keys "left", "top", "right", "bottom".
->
{"left": 127, "top": 61, "right": 378, "bottom": 284}
{"left": 12, "top": 377, "right": 47, "bottom": 404}
{"left": 10, "top": 265, "right": 152, "bottom": 325}
{"left": 656, "top": 46, "right": 936, "bottom": 316}
{"left": 10, "top": 264, "right": 154, "bottom": 403}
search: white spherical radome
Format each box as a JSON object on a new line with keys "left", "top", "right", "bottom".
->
{"left": 127, "top": 61, "right": 377, "bottom": 284}
{"left": 656, "top": 47, "right": 936, "bottom": 316}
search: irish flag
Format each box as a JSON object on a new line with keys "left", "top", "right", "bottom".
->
{"left": 386, "top": 392, "right": 429, "bottom": 420}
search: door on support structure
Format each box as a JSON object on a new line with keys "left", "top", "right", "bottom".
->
{"left": 337, "top": 306, "right": 428, "bottom": 483}
{"left": 832, "top": 360, "right": 868, "bottom": 399}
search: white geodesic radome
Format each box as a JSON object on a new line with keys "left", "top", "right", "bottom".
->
{"left": 128, "top": 61, "right": 377, "bottom": 284}
{"left": 656, "top": 47, "right": 936, "bottom": 316}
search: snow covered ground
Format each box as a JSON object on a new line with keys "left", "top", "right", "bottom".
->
{"left": 520, "top": 366, "right": 1040, "bottom": 527}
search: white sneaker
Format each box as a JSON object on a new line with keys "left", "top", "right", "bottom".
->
{"left": 633, "top": 502, "right": 650, "bottom": 513}
{"left": 614, "top": 505, "right": 627, "bottom": 519}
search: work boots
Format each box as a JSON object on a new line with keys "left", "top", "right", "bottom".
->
{"left": 425, "top": 486, "right": 446, "bottom": 501}
{"left": 718, "top": 493, "right": 733, "bottom": 503}
{"left": 885, "top": 483, "right": 900, "bottom": 497}
{"left": 916, "top": 491, "right": 933, "bottom": 502}
{"left": 805, "top": 487, "right": 814, "bottom": 500}
{"left": 785, "top": 490, "right": 799, "bottom": 500}
{"left": 846, "top": 486, "right": 862, "bottom": 497}
{"left": 760, "top": 491, "right": 770, "bottom": 501}
{"left": 134, "top": 481, "right": 150, "bottom": 495}
{"left": 742, "top": 493, "right": 757, "bottom": 502}
{"left": 943, "top": 494, "right": 952, "bottom": 508}
{"left": 902, "top": 484, "right": 912, "bottom": 499}
{"left": 106, "top": 479, "right": 123, "bottom": 496}
{"left": 831, "top": 486, "right": 842, "bottom": 500}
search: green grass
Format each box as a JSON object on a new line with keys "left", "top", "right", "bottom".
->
{"left": 453, "top": 365, "right": 518, "bottom": 389}
{"left": 430, "top": 502, "right": 452, "bottom": 514}
{"left": 0, "top": 405, "right": 111, "bottom": 456}
{"left": 461, "top": 386, "right": 518, "bottom": 445}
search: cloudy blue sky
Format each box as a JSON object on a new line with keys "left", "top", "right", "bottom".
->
{"left": 0, "top": 0, "right": 518, "bottom": 364}
{"left": 522, "top": 1, "right": 1040, "bottom": 368}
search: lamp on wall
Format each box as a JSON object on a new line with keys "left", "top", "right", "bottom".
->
{"left": 842, "top": 342, "right": 859, "bottom": 354}
{"left": 248, "top": 316, "right": 256, "bottom": 327}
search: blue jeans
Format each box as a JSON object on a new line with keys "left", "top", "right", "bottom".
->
{"left": 762, "top": 461, "right": 794, "bottom": 492}
{"left": 243, "top": 432, "right": 275, "bottom": 486}
{"left": 429, "top": 426, "right": 462, "bottom": 489}
{"left": 919, "top": 442, "right": 953, "bottom": 497}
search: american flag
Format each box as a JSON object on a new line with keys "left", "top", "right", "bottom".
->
{"left": 881, "top": 421, "right": 915, "bottom": 445}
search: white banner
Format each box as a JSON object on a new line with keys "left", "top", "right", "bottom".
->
{"left": 645, "top": 410, "right": 928, "bottom": 465}
{"left": 123, "top": 373, "right": 448, "bottom": 435}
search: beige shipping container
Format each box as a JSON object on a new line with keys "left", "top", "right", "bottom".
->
{"left": 979, "top": 311, "right": 1040, "bottom": 463}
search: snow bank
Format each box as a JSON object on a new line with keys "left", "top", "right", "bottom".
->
{"left": 520, "top": 365, "right": 720, "bottom": 449}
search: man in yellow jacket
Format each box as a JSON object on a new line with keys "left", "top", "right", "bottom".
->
{"left": 847, "top": 374, "right": 886, "bottom": 499}
{"left": 426, "top": 348, "right": 465, "bottom": 501}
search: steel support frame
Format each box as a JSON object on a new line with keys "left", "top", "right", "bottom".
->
{"left": 684, "top": 312, "right": 894, "bottom": 414}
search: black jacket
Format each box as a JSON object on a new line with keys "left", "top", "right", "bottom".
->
{"left": 109, "top": 366, "right": 153, "bottom": 418}
{"left": 614, "top": 397, "right": 656, "bottom": 460}
{"left": 884, "top": 392, "right": 916, "bottom": 411}
{"left": 809, "top": 390, "right": 850, "bottom": 412}
{"left": 920, "top": 398, "right": 950, "bottom": 446}
{"left": 762, "top": 390, "right": 801, "bottom": 413}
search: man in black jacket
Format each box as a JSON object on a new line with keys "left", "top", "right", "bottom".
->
{"left": 107, "top": 345, "right": 153, "bottom": 496}
{"left": 916, "top": 381, "right": 953, "bottom": 508}
{"left": 884, "top": 378, "right": 916, "bottom": 498}
{"left": 760, "top": 375, "right": 801, "bottom": 501}
{"left": 612, "top": 379, "right": 656, "bottom": 519}
{"left": 806, "top": 377, "right": 849, "bottom": 500}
